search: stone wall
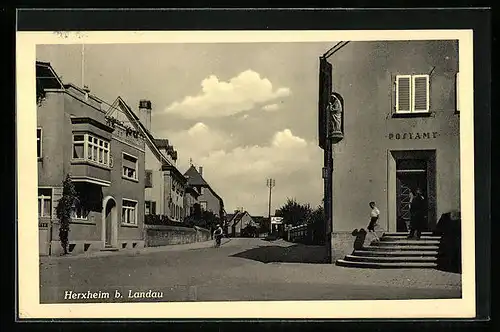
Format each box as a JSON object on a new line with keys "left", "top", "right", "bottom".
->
{"left": 144, "top": 225, "right": 211, "bottom": 247}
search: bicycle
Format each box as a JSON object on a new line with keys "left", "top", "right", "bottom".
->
{"left": 213, "top": 234, "right": 224, "bottom": 248}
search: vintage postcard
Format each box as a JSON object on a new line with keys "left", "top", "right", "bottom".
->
{"left": 17, "top": 29, "right": 475, "bottom": 319}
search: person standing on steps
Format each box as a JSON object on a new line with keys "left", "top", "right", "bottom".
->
{"left": 367, "top": 201, "right": 381, "bottom": 242}
{"left": 408, "top": 188, "right": 426, "bottom": 239}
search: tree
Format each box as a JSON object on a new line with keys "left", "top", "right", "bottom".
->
{"left": 56, "top": 174, "right": 78, "bottom": 255}
{"left": 275, "top": 198, "right": 313, "bottom": 227}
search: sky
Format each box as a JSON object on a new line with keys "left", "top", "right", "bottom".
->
{"left": 37, "top": 42, "right": 339, "bottom": 216}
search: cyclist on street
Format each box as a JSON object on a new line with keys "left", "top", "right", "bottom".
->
{"left": 213, "top": 224, "right": 224, "bottom": 248}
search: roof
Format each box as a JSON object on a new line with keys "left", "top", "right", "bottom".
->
{"left": 228, "top": 211, "right": 257, "bottom": 227}
{"left": 36, "top": 61, "right": 64, "bottom": 90}
{"left": 184, "top": 165, "right": 209, "bottom": 187}
{"left": 184, "top": 165, "right": 225, "bottom": 210}
{"left": 226, "top": 213, "right": 235, "bottom": 222}
{"left": 154, "top": 139, "right": 170, "bottom": 149}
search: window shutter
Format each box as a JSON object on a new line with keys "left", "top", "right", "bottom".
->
{"left": 396, "top": 75, "right": 412, "bottom": 113}
{"left": 412, "top": 75, "right": 430, "bottom": 112}
{"left": 51, "top": 187, "right": 63, "bottom": 220}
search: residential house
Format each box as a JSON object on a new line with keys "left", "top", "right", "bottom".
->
{"left": 36, "top": 61, "right": 146, "bottom": 256}
{"left": 226, "top": 210, "right": 258, "bottom": 237}
{"left": 108, "top": 98, "right": 187, "bottom": 223}
{"left": 184, "top": 165, "right": 225, "bottom": 221}
{"left": 184, "top": 184, "right": 201, "bottom": 219}
{"left": 327, "top": 40, "right": 460, "bottom": 236}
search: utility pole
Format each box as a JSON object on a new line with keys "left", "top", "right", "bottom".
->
{"left": 266, "top": 178, "right": 276, "bottom": 234}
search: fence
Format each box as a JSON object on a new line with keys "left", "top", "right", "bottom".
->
{"left": 286, "top": 222, "right": 325, "bottom": 245}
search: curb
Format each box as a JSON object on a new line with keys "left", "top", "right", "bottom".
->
{"left": 40, "top": 240, "right": 215, "bottom": 262}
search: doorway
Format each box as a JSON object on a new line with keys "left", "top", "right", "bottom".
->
{"left": 396, "top": 159, "right": 428, "bottom": 231}
{"left": 388, "top": 150, "right": 437, "bottom": 232}
{"left": 103, "top": 197, "right": 117, "bottom": 248}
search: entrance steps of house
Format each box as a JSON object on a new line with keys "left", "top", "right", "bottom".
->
{"left": 100, "top": 245, "right": 119, "bottom": 252}
{"left": 336, "top": 232, "right": 441, "bottom": 269}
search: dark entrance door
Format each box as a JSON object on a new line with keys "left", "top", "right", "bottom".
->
{"left": 396, "top": 159, "right": 428, "bottom": 232}
{"left": 105, "top": 199, "right": 116, "bottom": 246}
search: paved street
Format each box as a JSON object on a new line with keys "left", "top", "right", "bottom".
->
{"left": 40, "top": 238, "right": 461, "bottom": 303}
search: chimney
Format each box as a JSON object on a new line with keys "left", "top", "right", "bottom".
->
{"left": 198, "top": 166, "right": 203, "bottom": 176}
{"left": 83, "top": 85, "right": 90, "bottom": 101}
{"left": 138, "top": 100, "right": 152, "bottom": 132}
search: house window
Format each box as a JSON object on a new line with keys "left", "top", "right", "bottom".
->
{"left": 180, "top": 207, "right": 184, "bottom": 220}
{"left": 122, "top": 152, "right": 138, "bottom": 181}
{"left": 145, "top": 170, "right": 153, "bottom": 188}
{"left": 37, "top": 128, "right": 42, "bottom": 158}
{"left": 395, "top": 74, "right": 430, "bottom": 114}
{"left": 200, "top": 201, "right": 207, "bottom": 211}
{"left": 145, "top": 200, "right": 156, "bottom": 215}
{"left": 72, "top": 134, "right": 110, "bottom": 167}
{"left": 38, "top": 188, "right": 52, "bottom": 218}
{"left": 71, "top": 199, "right": 89, "bottom": 220}
{"left": 122, "top": 199, "right": 137, "bottom": 225}
{"left": 200, "top": 187, "right": 204, "bottom": 195}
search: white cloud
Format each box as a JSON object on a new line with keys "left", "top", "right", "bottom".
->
{"left": 262, "top": 103, "right": 280, "bottom": 111}
{"left": 166, "top": 124, "right": 322, "bottom": 216}
{"left": 165, "top": 70, "right": 291, "bottom": 118}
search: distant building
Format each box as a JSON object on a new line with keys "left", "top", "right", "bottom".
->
{"left": 226, "top": 210, "right": 258, "bottom": 237}
{"left": 327, "top": 40, "right": 460, "bottom": 238}
{"left": 184, "top": 165, "right": 225, "bottom": 221}
{"left": 36, "top": 61, "right": 146, "bottom": 256}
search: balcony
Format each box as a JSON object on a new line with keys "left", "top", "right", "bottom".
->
{"left": 71, "top": 161, "right": 111, "bottom": 187}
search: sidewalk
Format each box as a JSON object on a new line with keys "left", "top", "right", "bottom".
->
{"left": 40, "top": 239, "right": 220, "bottom": 262}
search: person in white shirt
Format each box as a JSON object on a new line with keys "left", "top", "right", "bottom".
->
{"left": 213, "top": 224, "right": 224, "bottom": 247}
{"left": 367, "top": 201, "right": 380, "bottom": 242}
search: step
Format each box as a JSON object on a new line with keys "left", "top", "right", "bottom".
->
{"left": 100, "top": 247, "right": 119, "bottom": 252}
{"left": 362, "top": 245, "right": 440, "bottom": 251}
{"left": 335, "top": 259, "right": 437, "bottom": 269}
{"left": 380, "top": 235, "right": 441, "bottom": 241}
{"left": 344, "top": 254, "right": 437, "bottom": 263}
{"left": 383, "top": 232, "right": 434, "bottom": 236}
{"left": 372, "top": 240, "right": 440, "bottom": 246}
{"left": 353, "top": 250, "right": 439, "bottom": 257}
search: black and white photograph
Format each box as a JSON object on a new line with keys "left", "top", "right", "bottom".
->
{"left": 17, "top": 29, "right": 476, "bottom": 319}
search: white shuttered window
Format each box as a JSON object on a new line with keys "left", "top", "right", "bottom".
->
{"left": 412, "top": 75, "right": 430, "bottom": 113}
{"left": 396, "top": 75, "right": 412, "bottom": 113}
{"left": 395, "top": 74, "right": 430, "bottom": 114}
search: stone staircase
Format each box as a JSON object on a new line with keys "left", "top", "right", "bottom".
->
{"left": 336, "top": 232, "right": 441, "bottom": 268}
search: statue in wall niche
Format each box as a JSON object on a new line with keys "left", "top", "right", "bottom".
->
{"left": 328, "top": 92, "right": 343, "bottom": 137}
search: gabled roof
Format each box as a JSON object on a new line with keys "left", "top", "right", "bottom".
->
{"left": 228, "top": 211, "right": 256, "bottom": 228}
{"left": 184, "top": 165, "right": 225, "bottom": 210}
{"left": 109, "top": 97, "right": 186, "bottom": 183}
{"left": 184, "top": 165, "right": 209, "bottom": 187}
{"left": 109, "top": 97, "right": 169, "bottom": 164}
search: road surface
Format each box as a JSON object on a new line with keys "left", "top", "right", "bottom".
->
{"left": 40, "top": 238, "right": 461, "bottom": 303}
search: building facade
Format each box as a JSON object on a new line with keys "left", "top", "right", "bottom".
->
{"left": 328, "top": 40, "right": 460, "bottom": 235}
{"left": 184, "top": 165, "right": 225, "bottom": 220}
{"left": 110, "top": 98, "right": 187, "bottom": 223}
{"left": 37, "top": 61, "right": 146, "bottom": 256}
